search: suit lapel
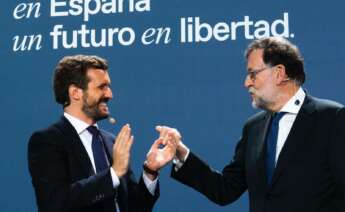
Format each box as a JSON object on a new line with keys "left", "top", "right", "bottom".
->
{"left": 270, "top": 95, "right": 316, "bottom": 187}
{"left": 56, "top": 117, "right": 95, "bottom": 176}
{"left": 255, "top": 113, "right": 273, "bottom": 161}
{"left": 253, "top": 112, "right": 273, "bottom": 186}
{"left": 244, "top": 112, "right": 272, "bottom": 187}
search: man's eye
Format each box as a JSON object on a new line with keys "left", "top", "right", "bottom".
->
{"left": 99, "top": 84, "right": 111, "bottom": 90}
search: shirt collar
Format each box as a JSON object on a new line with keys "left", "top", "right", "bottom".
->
{"left": 279, "top": 87, "right": 305, "bottom": 115}
{"left": 64, "top": 112, "right": 98, "bottom": 135}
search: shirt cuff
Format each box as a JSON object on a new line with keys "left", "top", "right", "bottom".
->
{"left": 173, "top": 148, "right": 190, "bottom": 171}
{"left": 142, "top": 173, "right": 158, "bottom": 195}
{"left": 110, "top": 168, "right": 120, "bottom": 188}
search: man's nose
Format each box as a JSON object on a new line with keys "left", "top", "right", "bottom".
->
{"left": 244, "top": 75, "right": 253, "bottom": 88}
{"left": 104, "top": 87, "right": 113, "bottom": 99}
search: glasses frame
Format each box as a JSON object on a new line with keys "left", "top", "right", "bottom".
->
{"left": 246, "top": 66, "right": 274, "bottom": 81}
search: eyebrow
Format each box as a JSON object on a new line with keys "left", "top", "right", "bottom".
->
{"left": 97, "top": 82, "right": 111, "bottom": 88}
{"left": 247, "top": 66, "right": 266, "bottom": 72}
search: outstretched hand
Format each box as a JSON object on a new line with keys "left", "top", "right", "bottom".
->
{"left": 155, "top": 126, "right": 188, "bottom": 162}
{"left": 145, "top": 133, "right": 178, "bottom": 172}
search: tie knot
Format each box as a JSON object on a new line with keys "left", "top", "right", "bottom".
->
{"left": 87, "top": 126, "right": 99, "bottom": 136}
{"left": 272, "top": 112, "right": 286, "bottom": 124}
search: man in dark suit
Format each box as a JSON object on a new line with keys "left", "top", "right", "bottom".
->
{"left": 28, "top": 55, "right": 177, "bottom": 212}
{"left": 157, "top": 37, "right": 345, "bottom": 212}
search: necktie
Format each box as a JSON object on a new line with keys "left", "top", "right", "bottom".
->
{"left": 266, "top": 112, "right": 286, "bottom": 184}
{"left": 87, "top": 126, "right": 109, "bottom": 173}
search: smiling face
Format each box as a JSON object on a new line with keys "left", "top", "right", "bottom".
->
{"left": 244, "top": 49, "right": 278, "bottom": 111}
{"left": 81, "top": 68, "right": 113, "bottom": 121}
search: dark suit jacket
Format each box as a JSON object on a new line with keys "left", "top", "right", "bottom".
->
{"left": 172, "top": 95, "right": 345, "bottom": 212}
{"left": 28, "top": 117, "right": 159, "bottom": 212}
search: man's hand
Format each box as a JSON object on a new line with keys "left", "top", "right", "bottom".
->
{"left": 155, "top": 126, "right": 188, "bottom": 162}
{"left": 145, "top": 136, "right": 177, "bottom": 170}
{"left": 112, "top": 124, "right": 134, "bottom": 178}
{"left": 143, "top": 126, "right": 181, "bottom": 180}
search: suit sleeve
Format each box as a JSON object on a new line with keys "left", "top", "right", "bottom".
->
{"left": 102, "top": 131, "right": 160, "bottom": 212}
{"left": 118, "top": 170, "right": 159, "bottom": 212}
{"left": 171, "top": 128, "right": 248, "bottom": 206}
{"left": 28, "top": 130, "right": 116, "bottom": 212}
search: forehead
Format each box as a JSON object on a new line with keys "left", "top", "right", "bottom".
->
{"left": 246, "top": 49, "right": 265, "bottom": 70}
{"left": 86, "top": 68, "right": 110, "bottom": 84}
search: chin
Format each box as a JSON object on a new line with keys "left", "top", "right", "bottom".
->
{"left": 100, "top": 113, "right": 110, "bottom": 119}
{"left": 251, "top": 101, "right": 258, "bottom": 109}
{"left": 94, "top": 113, "right": 109, "bottom": 121}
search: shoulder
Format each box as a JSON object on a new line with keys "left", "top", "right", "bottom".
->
{"left": 306, "top": 95, "right": 344, "bottom": 117}
{"left": 309, "top": 96, "right": 344, "bottom": 110}
{"left": 28, "top": 118, "right": 67, "bottom": 147}
{"left": 299, "top": 95, "right": 345, "bottom": 128}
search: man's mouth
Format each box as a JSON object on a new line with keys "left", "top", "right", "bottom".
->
{"left": 98, "top": 100, "right": 109, "bottom": 111}
{"left": 248, "top": 88, "right": 256, "bottom": 97}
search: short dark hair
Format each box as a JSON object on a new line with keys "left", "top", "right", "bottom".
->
{"left": 245, "top": 37, "right": 305, "bottom": 85}
{"left": 53, "top": 55, "right": 108, "bottom": 107}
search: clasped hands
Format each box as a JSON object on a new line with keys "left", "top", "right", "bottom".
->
{"left": 111, "top": 124, "right": 186, "bottom": 180}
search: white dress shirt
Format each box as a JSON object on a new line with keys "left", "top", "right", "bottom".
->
{"left": 275, "top": 87, "right": 305, "bottom": 163}
{"left": 174, "top": 88, "right": 306, "bottom": 168}
{"left": 64, "top": 112, "right": 157, "bottom": 195}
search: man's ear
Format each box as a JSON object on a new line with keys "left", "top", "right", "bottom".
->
{"left": 68, "top": 84, "right": 83, "bottom": 103}
{"left": 275, "top": 64, "right": 289, "bottom": 84}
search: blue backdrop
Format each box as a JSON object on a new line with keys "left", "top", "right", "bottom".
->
{"left": 1, "top": 0, "right": 345, "bottom": 211}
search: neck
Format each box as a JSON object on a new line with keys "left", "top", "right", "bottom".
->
{"left": 64, "top": 106, "right": 96, "bottom": 125}
{"left": 269, "top": 83, "right": 300, "bottom": 112}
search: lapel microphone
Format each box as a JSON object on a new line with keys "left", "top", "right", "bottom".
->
{"left": 108, "top": 117, "right": 116, "bottom": 125}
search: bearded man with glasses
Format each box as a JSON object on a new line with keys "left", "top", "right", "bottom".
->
{"left": 156, "top": 37, "right": 345, "bottom": 212}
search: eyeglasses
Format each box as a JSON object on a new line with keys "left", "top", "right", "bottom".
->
{"left": 246, "top": 66, "right": 272, "bottom": 81}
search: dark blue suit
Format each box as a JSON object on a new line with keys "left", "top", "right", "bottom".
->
{"left": 28, "top": 117, "right": 159, "bottom": 212}
{"left": 172, "top": 95, "right": 345, "bottom": 212}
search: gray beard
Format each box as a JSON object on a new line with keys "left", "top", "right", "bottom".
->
{"left": 251, "top": 96, "right": 272, "bottom": 111}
